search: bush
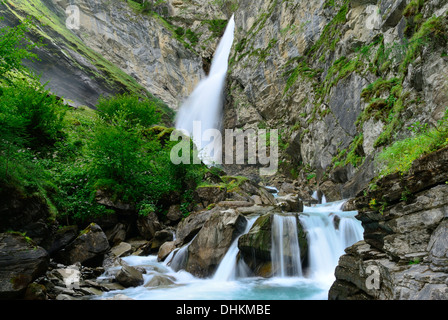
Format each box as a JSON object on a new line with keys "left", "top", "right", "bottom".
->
{"left": 96, "top": 93, "right": 161, "bottom": 128}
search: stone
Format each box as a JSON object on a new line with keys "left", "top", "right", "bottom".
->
{"left": 276, "top": 194, "right": 304, "bottom": 212}
{"left": 175, "top": 206, "right": 218, "bottom": 246}
{"left": 55, "top": 223, "right": 110, "bottom": 267}
{"left": 195, "top": 186, "right": 227, "bottom": 208}
{"left": 105, "top": 223, "right": 127, "bottom": 246}
{"left": 166, "top": 204, "right": 183, "bottom": 224}
{"left": 24, "top": 283, "right": 47, "bottom": 300}
{"left": 0, "top": 233, "right": 50, "bottom": 299}
{"left": 115, "top": 263, "right": 144, "bottom": 288}
{"left": 185, "top": 209, "right": 247, "bottom": 278}
{"left": 110, "top": 242, "right": 133, "bottom": 258}
{"left": 136, "top": 212, "right": 162, "bottom": 241}
{"left": 46, "top": 225, "right": 78, "bottom": 256}
{"left": 158, "top": 241, "right": 176, "bottom": 262}
{"left": 144, "top": 274, "right": 175, "bottom": 288}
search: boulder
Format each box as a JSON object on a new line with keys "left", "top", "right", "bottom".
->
{"left": 144, "top": 274, "right": 175, "bottom": 288}
{"left": 157, "top": 241, "right": 176, "bottom": 262}
{"left": 166, "top": 205, "right": 183, "bottom": 225}
{"left": 258, "top": 187, "right": 277, "bottom": 205}
{"left": 55, "top": 223, "right": 110, "bottom": 267}
{"left": 175, "top": 206, "right": 219, "bottom": 246}
{"left": 46, "top": 225, "right": 78, "bottom": 256}
{"left": 195, "top": 186, "right": 227, "bottom": 208}
{"left": 275, "top": 194, "right": 304, "bottom": 212}
{"left": 105, "top": 223, "right": 128, "bottom": 246}
{"left": 136, "top": 212, "right": 162, "bottom": 241}
{"left": 185, "top": 209, "right": 248, "bottom": 278}
{"left": 110, "top": 242, "right": 133, "bottom": 258}
{"left": 0, "top": 233, "right": 50, "bottom": 299}
{"left": 238, "top": 213, "right": 307, "bottom": 277}
{"left": 115, "top": 263, "right": 144, "bottom": 288}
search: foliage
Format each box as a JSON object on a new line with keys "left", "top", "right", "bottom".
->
{"left": 0, "top": 17, "right": 206, "bottom": 224}
{"left": 0, "top": 16, "right": 43, "bottom": 83}
{"left": 376, "top": 109, "right": 448, "bottom": 178}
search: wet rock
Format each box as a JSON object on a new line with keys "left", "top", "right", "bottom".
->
{"left": 238, "top": 213, "right": 307, "bottom": 277}
{"left": 158, "top": 241, "right": 176, "bottom": 262}
{"left": 144, "top": 274, "right": 175, "bottom": 288}
{"left": 186, "top": 209, "right": 247, "bottom": 278}
{"left": 115, "top": 263, "right": 144, "bottom": 288}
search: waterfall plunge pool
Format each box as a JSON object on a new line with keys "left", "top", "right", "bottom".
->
{"left": 94, "top": 200, "right": 363, "bottom": 301}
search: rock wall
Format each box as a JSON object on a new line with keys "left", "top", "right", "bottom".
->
{"left": 329, "top": 147, "right": 448, "bottom": 300}
{"left": 224, "top": 0, "right": 448, "bottom": 200}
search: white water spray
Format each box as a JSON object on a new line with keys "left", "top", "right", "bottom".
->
{"left": 175, "top": 15, "right": 235, "bottom": 165}
{"left": 300, "top": 201, "right": 363, "bottom": 285}
{"left": 213, "top": 216, "right": 258, "bottom": 281}
{"left": 271, "top": 214, "right": 303, "bottom": 278}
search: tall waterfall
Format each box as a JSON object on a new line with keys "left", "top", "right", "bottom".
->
{"left": 175, "top": 15, "right": 235, "bottom": 165}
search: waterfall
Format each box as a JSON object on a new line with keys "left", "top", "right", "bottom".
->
{"left": 213, "top": 216, "right": 258, "bottom": 281}
{"left": 299, "top": 201, "right": 363, "bottom": 285}
{"left": 175, "top": 15, "right": 235, "bottom": 165}
{"left": 271, "top": 214, "right": 303, "bottom": 278}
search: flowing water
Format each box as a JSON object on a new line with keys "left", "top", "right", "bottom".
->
{"left": 95, "top": 16, "right": 364, "bottom": 301}
{"left": 96, "top": 200, "right": 363, "bottom": 300}
{"left": 175, "top": 15, "right": 235, "bottom": 165}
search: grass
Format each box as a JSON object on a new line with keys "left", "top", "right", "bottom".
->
{"left": 376, "top": 110, "right": 448, "bottom": 178}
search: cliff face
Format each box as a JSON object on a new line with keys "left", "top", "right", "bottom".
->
{"left": 0, "top": 0, "right": 229, "bottom": 109}
{"left": 225, "top": 0, "right": 448, "bottom": 199}
{"left": 329, "top": 147, "right": 448, "bottom": 300}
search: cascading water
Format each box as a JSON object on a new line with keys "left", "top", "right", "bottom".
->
{"left": 175, "top": 15, "right": 235, "bottom": 165}
{"left": 299, "top": 201, "right": 363, "bottom": 286}
{"left": 213, "top": 216, "right": 258, "bottom": 281}
{"left": 271, "top": 214, "right": 303, "bottom": 278}
{"left": 95, "top": 199, "right": 364, "bottom": 300}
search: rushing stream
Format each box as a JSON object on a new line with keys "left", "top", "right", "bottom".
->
{"left": 95, "top": 200, "right": 363, "bottom": 300}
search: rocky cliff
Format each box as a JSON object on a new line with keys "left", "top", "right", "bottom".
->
{"left": 2, "top": 0, "right": 448, "bottom": 300}
{"left": 329, "top": 147, "right": 448, "bottom": 299}
{"left": 225, "top": 0, "right": 448, "bottom": 200}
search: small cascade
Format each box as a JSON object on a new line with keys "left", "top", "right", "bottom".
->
{"left": 165, "top": 236, "right": 196, "bottom": 272}
{"left": 271, "top": 214, "right": 303, "bottom": 278}
{"left": 213, "top": 216, "right": 258, "bottom": 281}
{"left": 300, "top": 201, "right": 364, "bottom": 285}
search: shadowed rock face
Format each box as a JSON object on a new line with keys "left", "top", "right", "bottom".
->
{"left": 0, "top": 233, "right": 50, "bottom": 299}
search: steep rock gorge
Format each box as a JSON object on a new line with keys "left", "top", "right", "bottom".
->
{"left": 1, "top": 0, "right": 448, "bottom": 300}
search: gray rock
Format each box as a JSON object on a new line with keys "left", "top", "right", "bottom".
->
{"left": 116, "top": 263, "right": 144, "bottom": 288}
{"left": 55, "top": 223, "right": 110, "bottom": 267}
{"left": 137, "top": 212, "right": 162, "bottom": 241}
{"left": 0, "top": 233, "right": 49, "bottom": 299}
{"left": 186, "top": 209, "right": 247, "bottom": 278}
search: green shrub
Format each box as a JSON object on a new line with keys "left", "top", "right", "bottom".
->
{"left": 96, "top": 93, "right": 161, "bottom": 128}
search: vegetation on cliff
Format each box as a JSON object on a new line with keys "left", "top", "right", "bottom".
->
{"left": 0, "top": 18, "right": 206, "bottom": 225}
